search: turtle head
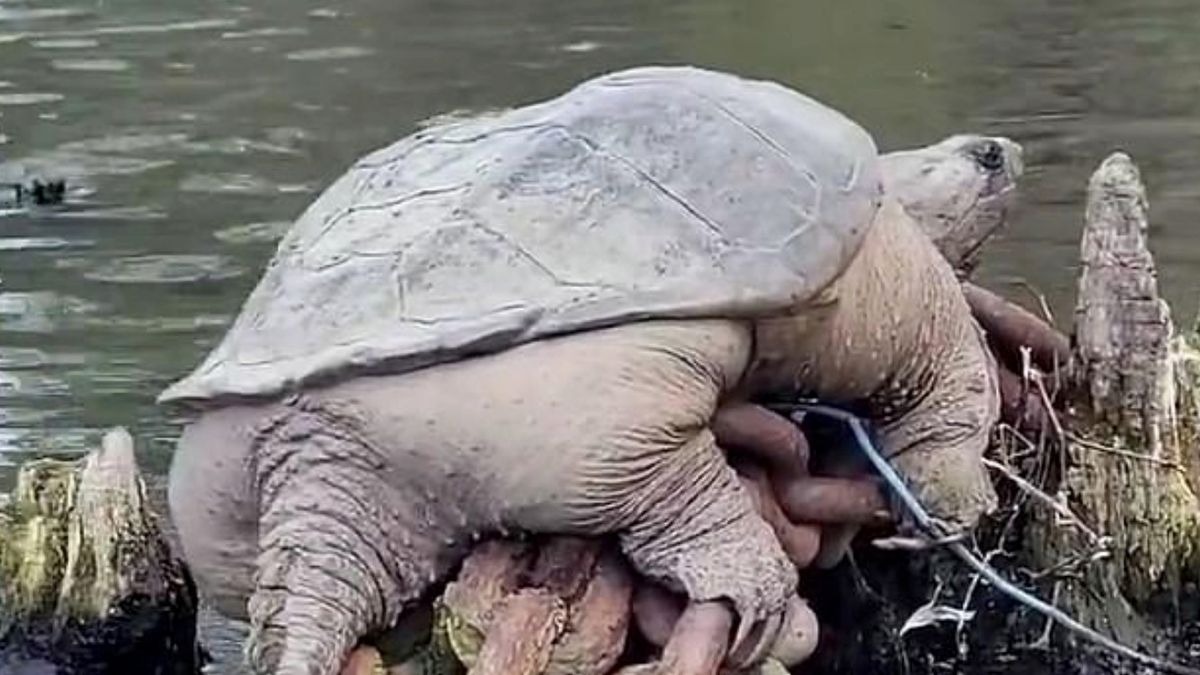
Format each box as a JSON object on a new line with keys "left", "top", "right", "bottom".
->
{"left": 880, "top": 134, "right": 1024, "bottom": 276}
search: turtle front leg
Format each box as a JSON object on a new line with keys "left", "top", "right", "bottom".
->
{"left": 615, "top": 428, "right": 798, "bottom": 671}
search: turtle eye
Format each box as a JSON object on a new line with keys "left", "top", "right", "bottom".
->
{"left": 973, "top": 140, "right": 1005, "bottom": 172}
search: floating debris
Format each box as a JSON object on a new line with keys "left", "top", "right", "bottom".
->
{"left": 2, "top": 178, "right": 68, "bottom": 206}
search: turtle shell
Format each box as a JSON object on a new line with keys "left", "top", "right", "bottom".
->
{"left": 160, "top": 66, "right": 882, "bottom": 404}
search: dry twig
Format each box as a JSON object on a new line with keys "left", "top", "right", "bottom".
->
{"left": 1007, "top": 278, "right": 1057, "bottom": 327}
{"left": 1067, "top": 433, "right": 1184, "bottom": 470}
{"left": 981, "top": 457, "right": 1105, "bottom": 547}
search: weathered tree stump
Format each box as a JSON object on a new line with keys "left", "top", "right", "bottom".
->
{"left": 0, "top": 428, "right": 199, "bottom": 674}
{"left": 1026, "top": 152, "right": 1200, "bottom": 642}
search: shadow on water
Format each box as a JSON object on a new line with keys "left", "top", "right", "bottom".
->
{"left": 1, "top": 0, "right": 1199, "bottom": 671}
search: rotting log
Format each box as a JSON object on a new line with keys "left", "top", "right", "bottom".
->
{"left": 377, "top": 537, "right": 633, "bottom": 675}
{"left": 0, "top": 427, "right": 200, "bottom": 674}
{"left": 1027, "top": 152, "right": 1200, "bottom": 640}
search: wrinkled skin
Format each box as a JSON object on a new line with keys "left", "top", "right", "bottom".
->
{"left": 168, "top": 136, "right": 1026, "bottom": 675}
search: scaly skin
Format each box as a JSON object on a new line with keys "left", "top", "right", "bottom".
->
{"left": 169, "top": 196, "right": 999, "bottom": 675}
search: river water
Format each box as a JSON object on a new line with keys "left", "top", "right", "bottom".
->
{"left": 1, "top": 0, "right": 1199, "bottom": 670}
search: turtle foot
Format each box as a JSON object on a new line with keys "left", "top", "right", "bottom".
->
{"left": 617, "top": 433, "right": 796, "bottom": 671}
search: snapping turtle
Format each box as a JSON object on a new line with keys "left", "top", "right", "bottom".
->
{"left": 163, "top": 66, "right": 1022, "bottom": 675}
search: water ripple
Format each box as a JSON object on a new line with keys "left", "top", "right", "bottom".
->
{"left": 179, "top": 172, "right": 282, "bottom": 194}
{"left": 50, "top": 205, "right": 168, "bottom": 221}
{"left": 214, "top": 220, "right": 292, "bottom": 244}
{"left": 0, "top": 371, "right": 71, "bottom": 398}
{"left": 83, "top": 254, "right": 244, "bottom": 284}
{"left": 33, "top": 18, "right": 237, "bottom": 39}
{"left": 18, "top": 150, "right": 173, "bottom": 177}
{"left": 0, "top": 291, "right": 100, "bottom": 333}
{"left": 59, "top": 132, "right": 189, "bottom": 154}
{"left": 285, "top": 45, "right": 373, "bottom": 61}
{"left": 0, "top": 92, "right": 64, "bottom": 105}
{"left": 308, "top": 8, "right": 344, "bottom": 19}
{"left": 83, "top": 314, "right": 232, "bottom": 333}
{"left": 180, "top": 137, "right": 302, "bottom": 156}
{"left": 221, "top": 26, "right": 307, "bottom": 39}
{"left": 0, "top": 347, "right": 85, "bottom": 370}
{"left": 51, "top": 58, "right": 131, "bottom": 72}
{"left": 560, "top": 41, "right": 602, "bottom": 53}
{"left": 31, "top": 37, "right": 99, "bottom": 49}
{"left": 0, "top": 7, "right": 93, "bottom": 22}
{"left": 0, "top": 236, "right": 91, "bottom": 251}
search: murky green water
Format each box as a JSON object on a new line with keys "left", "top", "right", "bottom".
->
{"left": 2, "top": 0, "right": 1200, "bottom": 670}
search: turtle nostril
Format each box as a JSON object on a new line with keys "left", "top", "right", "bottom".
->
{"left": 975, "top": 140, "right": 1005, "bottom": 172}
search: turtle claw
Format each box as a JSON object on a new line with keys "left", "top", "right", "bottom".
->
{"left": 727, "top": 605, "right": 785, "bottom": 669}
